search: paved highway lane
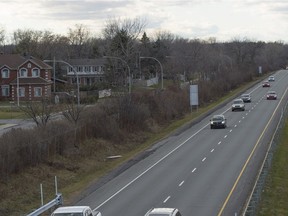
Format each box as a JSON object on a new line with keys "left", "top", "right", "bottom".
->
{"left": 75, "top": 70, "right": 288, "bottom": 216}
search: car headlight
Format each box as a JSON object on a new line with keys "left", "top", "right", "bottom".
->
{"left": 222, "top": 121, "right": 225, "bottom": 124}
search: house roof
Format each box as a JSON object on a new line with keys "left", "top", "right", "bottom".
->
{"left": 0, "top": 54, "right": 52, "bottom": 70}
{"left": 66, "top": 58, "right": 107, "bottom": 66}
{"left": 10, "top": 77, "right": 52, "bottom": 85}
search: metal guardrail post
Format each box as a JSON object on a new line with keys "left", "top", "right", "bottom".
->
{"left": 26, "top": 193, "right": 63, "bottom": 216}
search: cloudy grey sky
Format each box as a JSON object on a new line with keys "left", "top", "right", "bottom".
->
{"left": 0, "top": 0, "right": 288, "bottom": 42}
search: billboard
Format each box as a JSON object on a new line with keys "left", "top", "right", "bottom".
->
{"left": 190, "top": 85, "right": 199, "bottom": 106}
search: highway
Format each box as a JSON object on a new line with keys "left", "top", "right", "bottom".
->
{"left": 76, "top": 70, "right": 288, "bottom": 215}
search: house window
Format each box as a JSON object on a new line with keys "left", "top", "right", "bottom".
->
{"left": 1, "top": 68, "right": 10, "bottom": 78}
{"left": 1, "top": 85, "right": 9, "bottom": 96}
{"left": 19, "top": 87, "right": 25, "bottom": 97}
{"left": 19, "top": 68, "right": 28, "bottom": 77}
{"left": 32, "top": 68, "right": 40, "bottom": 77}
{"left": 34, "top": 87, "right": 42, "bottom": 97}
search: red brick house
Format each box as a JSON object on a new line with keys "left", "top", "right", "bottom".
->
{"left": 0, "top": 53, "right": 52, "bottom": 102}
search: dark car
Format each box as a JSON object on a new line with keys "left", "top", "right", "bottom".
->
{"left": 241, "top": 94, "right": 251, "bottom": 103}
{"left": 210, "top": 114, "right": 227, "bottom": 129}
{"left": 262, "top": 81, "right": 270, "bottom": 87}
{"left": 266, "top": 91, "right": 277, "bottom": 100}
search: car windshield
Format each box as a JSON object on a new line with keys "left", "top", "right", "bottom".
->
{"left": 233, "top": 100, "right": 242, "bottom": 104}
{"left": 268, "top": 92, "right": 275, "bottom": 94}
{"left": 242, "top": 94, "right": 249, "bottom": 97}
{"left": 212, "top": 116, "right": 223, "bottom": 121}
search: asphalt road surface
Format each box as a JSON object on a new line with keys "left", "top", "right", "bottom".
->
{"left": 74, "top": 69, "right": 288, "bottom": 216}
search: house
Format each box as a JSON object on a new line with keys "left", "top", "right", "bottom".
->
{"left": 0, "top": 53, "right": 52, "bottom": 102}
{"left": 64, "top": 58, "right": 106, "bottom": 86}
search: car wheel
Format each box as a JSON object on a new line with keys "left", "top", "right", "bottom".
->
{"left": 210, "top": 125, "right": 213, "bottom": 129}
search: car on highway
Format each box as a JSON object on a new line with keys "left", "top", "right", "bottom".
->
{"left": 210, "top": 114, "right": 227, "bottom": 129}
{"left": 266, "top": 91, "right": 277, "bottom": 100}
{"left": 262, "top": 81, "right": 270, "bottom": 87}
{"left": 51, "top": 206, "right": 102, "bottom": 216}
{"left": 232, "top": 98, "right": 245, "bottom": 111}
{"left": 144, "top": 208, "right": 182, "bottom": 216}
{"left": 241, "top": 94, "right": 251, "bottom": 103}
{"left": 268, "top": 75, "right": 275, "bottom": 81}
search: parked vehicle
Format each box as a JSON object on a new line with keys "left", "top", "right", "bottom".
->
{"left": 241, "top": 94, "right": 251, "bottom": 103}
{"left": 266, "top": 91, "right": 277, "bottom": 100}
{"left": 210, "top": 114, "right": 227, "bottom": 129}
{"left": 232, "top": 99, "right": 245, "bottom": 111}
{"left": 145, "top": 208, "right": 182, "bottom": 216}
{"left": 51, "top": 206, "right": 102, "bottom": 216}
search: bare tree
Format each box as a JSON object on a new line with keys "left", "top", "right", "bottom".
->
{"left": 103, "top": 17, "right": 146, "bottom": 55}
{"left": 0, "top": 26, "right": 5, "bottom": 47}
{"left": 62, "top": 98, "right": 85, "bottom": 148}
{"left": 62, "top": 99, "right": 85, "bottom": 125}
{"left": 19, "top": 98, "right": 54, "bottom": 127}
{"left": 67, "top": 23, "right": 91, "bottom": 58}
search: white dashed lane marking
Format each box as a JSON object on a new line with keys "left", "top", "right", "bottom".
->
{"left": 179, "top": 181, "right": 184, "bottom": 187}
{"left": 163, "top": 196, "right": 170, "bottom": 203}
{"left": 192, "top": 168, "right": 197, "bottom": 173}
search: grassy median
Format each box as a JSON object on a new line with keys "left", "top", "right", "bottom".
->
{"left": 257, "top": 118, "right": 288, "bottom": 216}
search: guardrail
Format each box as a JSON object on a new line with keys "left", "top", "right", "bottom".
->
{"left": 25, "top": 176, "right": 63, "bottom": 216}
{"left": 26, "top": 193, "right": 63, "bottom": 216}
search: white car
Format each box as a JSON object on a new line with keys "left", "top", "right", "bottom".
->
{"left": 268, "top": 75, "right": 275, "bottom": 81}
{"left": 145, "top": 208, "right": 182, "bottom": 216}
{"left": 232, "top": 98, "right": 245, "bottom": 111}
{"left": 51, "top": 206, "right": 101, "bottom": 216}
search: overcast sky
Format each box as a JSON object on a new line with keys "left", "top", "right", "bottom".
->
{"left": 0, "top": 0, "right": 287, "bottom": 42}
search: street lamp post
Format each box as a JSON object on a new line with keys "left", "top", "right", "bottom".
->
{"left": 44, "top": 59, "right": 80, "bottom": 106}
{"left": 17, "top": 70, "right": 19, "bottom": 106}
{"left": 103, "top": 56, "right": 131, "bottom": 94}
{"left": 140, "top": 56, "right": 163, "bottom": 89}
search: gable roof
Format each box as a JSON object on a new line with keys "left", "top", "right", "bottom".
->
{"left": 0, "top": 54, "right": 52, "bottom": 70}
{"left": 67, "top": 58, "right": 106, "bottom": 66}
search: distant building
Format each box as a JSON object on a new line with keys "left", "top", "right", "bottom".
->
{"left": 0, "top": 53, "right": 52, "bottom": 102}
{"left": 64, "top": 59, "right": 106, "bottom": 86}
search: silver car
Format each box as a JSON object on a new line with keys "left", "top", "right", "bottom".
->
{"left": 232, "top": 98, "right": 245, "bottom": 111}
{"left": 145, "top": 208, "right": 182, "bottom": 216}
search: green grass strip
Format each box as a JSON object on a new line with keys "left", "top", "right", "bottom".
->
{"left": 257, "top": 119, "right": 288, "bottom": 216}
